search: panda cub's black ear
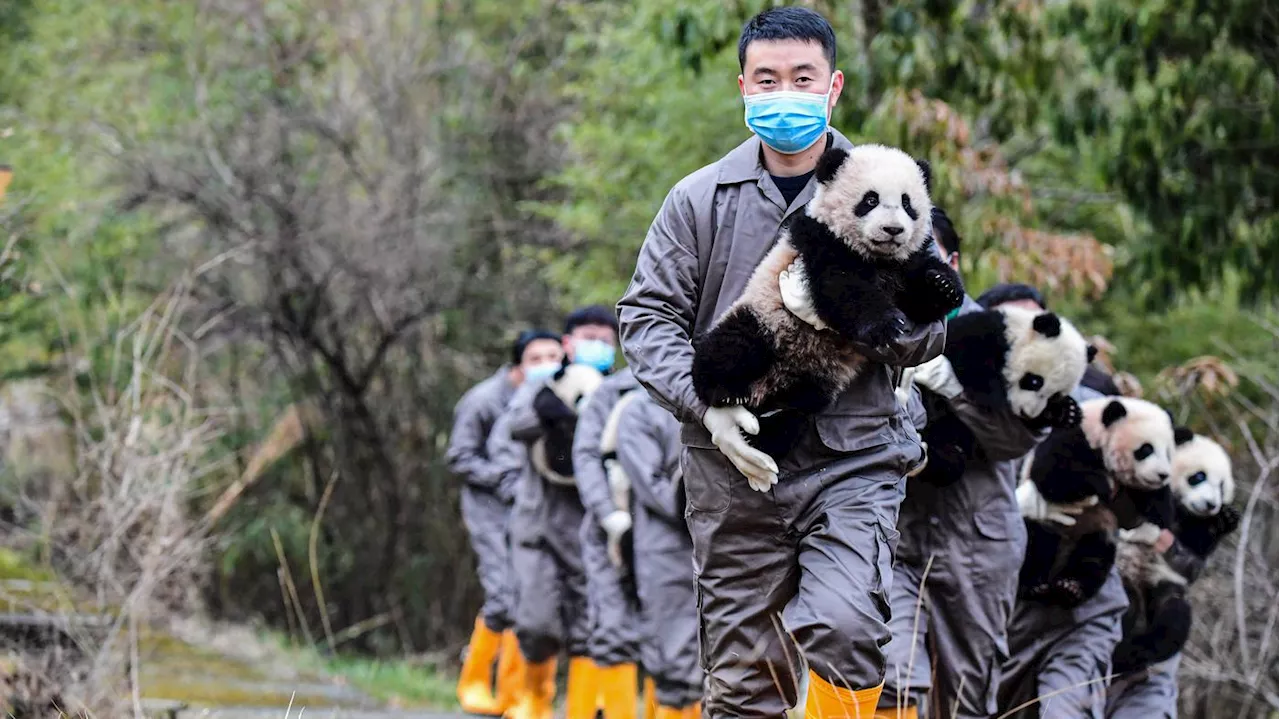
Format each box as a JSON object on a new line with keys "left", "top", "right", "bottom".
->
{"left": 1031, "top": 312, "right": 1062, "bottom": 338}
{"left": 1174, "top": 426, "right": 1195, "bottom": 446}
{"left": 1087, "top": 344, "right": 1099, "bottom": 362}
{"left": 916, "top": 158, "right": 933, "bottom": 193}
{"left": 815, "top": 148, "right": 850, "bottom": 185}
{"left": 1101, "top": 399, "right": 1128, "bottom": 427}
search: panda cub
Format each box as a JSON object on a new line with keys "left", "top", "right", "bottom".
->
{"left": 691, "top": 144, "right": 964, "bottom": 459}
{"left": 1168, "top": 432, "right": 1241, "bottom": 560}
{"left": 1111, "top": 432, "right": 1241, "bottom": 674}
{"left": 528, "top": 363, "right": 604, "bottom": 485}
{"left": 1017, "top": 396, "right": 1177, "bottom": 607}
{"left": 916, "top": 304, "right": 1092, "bottom": 486}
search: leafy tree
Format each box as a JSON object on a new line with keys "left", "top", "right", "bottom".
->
{"left": 1049, "top": 0, "right": 1278, "bottom": 302}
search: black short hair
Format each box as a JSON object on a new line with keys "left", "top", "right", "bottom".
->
{"left": 511, "top": 329, "right": 561, "bottom": 366}
{"left": 564, "top": 305, "right": 619, "bottom": 336}
{"left": 931, "top": 207, "right": 961, "bottom": 256}
{"left": 976, "top": 283, "right": 1049, "bottom": 311}
{"left": 738, "top": 7, "right": 837, "bottom": 72}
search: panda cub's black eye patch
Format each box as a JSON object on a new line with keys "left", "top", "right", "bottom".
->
{"left": 1019, "top": 373, "right": 1044, "bottom": 391}
{"left": 902, "top": 194, "right": 918, "bottom": 221}
{"left": 854, "top": 191, "right": 880, "bottom": 217}
{"left": 1187, "top": 471, "right": 1208, "bottom": 487}
{"left": 1134, "top": 443, "right": 1154, "bottom": 461}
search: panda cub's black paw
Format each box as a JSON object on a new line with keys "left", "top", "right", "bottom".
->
{"left": 1212, "top": 505, "right": 1242, "bottom": 538}
{"left": 925, "top": 269, "right": 965, "bottom": 311}
{"left": 1040, "top": 394, "right": 1083, "bottom": 429}
{"left": 856, "top": 309, "right": 909, "bottom": 347}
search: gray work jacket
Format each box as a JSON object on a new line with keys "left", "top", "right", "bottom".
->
{"left": 616, "top": 130, "right": 946, "bottom": 458}
{"left": 445, "top": 366, "right": 518, "bottom": 495}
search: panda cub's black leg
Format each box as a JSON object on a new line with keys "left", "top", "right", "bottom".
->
{"left": 691, "top": 306, "right": 777, "bottom": 408}
{"left": 1042, "top": 532, "right": 1116, "bottom": 608}
{"left": 1112, "top": 584, "right": 1192, "bottom": 674}
{"left": 917, "top": 411, "right": 974, "bottom": 485}
{"left": 898, "top": 247, "right": 965, "bottom": 324}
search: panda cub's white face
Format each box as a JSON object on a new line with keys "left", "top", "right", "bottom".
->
{"left": 1171, "top": 434, "right": 1235, "bottom": 516}
{"left": 807, "top": 144, "right": 934, "bottom": 264}
{"left": 1082, "top": 397, "right": 1176, "bottom": 490}
{"left": 999, "top": 306, "right": 1089, "bottom": 420}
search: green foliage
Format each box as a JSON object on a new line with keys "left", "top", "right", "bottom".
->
{"left": 1050, "top": 0, "right": 1278, "bottom": 302}
{"left": 0, "top": 0, "right": 199, "bottom": 378}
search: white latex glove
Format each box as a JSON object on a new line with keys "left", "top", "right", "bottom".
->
{"left": 702, "top": 405, "right": 779, "bottom": 492}
{"left": 779, "top": 261, "right": 828, "bottom": 331}
{"left": 1016, "top": 481, "right": 1100, "bottom": 527}
{"left": 601, "top": 509, "right": 632, "bottom": 568}
{"left": 1118, "top": 522, "right": 1163, "bottom": 545}
{"left": 912, "top": 354, "right": 964, "bottom": 400}
{"left": 605, "top": 458, "right": 631, "bottom": 511}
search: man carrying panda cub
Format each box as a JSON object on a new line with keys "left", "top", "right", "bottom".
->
{"left": 619, "top": 7, "right": 953, "bottom": 717}
{"left": 783, "top": 212, "right": 1095, "bottom": 718}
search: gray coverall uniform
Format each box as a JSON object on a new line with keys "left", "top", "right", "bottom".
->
{"left": 616, "top": 130, "right": 945, "bottom": 717}
{"left": 618, "top": 392, "right": 702, "bottom": 709}
{"left": 999, "top": 384, "right": 1130, "bottom": 719}
{"left": 572, "top": 367, "right": 644, "bottom": 667}
{"left": 881, "top": 296, "right": 1044, "bottom": 718}
{"left": 446, "top": 366, "right": 519, "bottom": 632}
{"left": 494, "top": 379, "right": 592, "bottom": 663}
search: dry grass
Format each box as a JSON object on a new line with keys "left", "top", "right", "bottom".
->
{"left": 1, "top": 271, "right": 226, "bottom": 716}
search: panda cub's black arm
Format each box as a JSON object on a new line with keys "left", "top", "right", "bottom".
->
{"left": 896, "top": 245, "right": 965, "bottom": 324}
{"left": 1174, "top": 505, "right": 1242, "bottom": 563}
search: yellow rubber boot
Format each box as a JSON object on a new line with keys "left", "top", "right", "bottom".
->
{"left": 494, "top": 630, "right": 524, "bottom": 712}
{"left": 566, "top": 656, "right": 601, "bottom": 719}
{"left": 597, "top": 663, "right": 639, "bottom": 719}
{"left": 457, "top": 616, "right": 503, "bottom": 715}
{"left": 507, "top": 655, "right": 557, "bottom": 719}
{"left": 804, "top": 671, "right": 883, "bottom": 719}
{"left": 643, "top": 676, "right": 658, "bottom": 719}
{"left": 872, "top": 706, "right": 918, "bottom": 719}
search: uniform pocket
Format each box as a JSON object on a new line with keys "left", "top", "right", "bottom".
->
{"left": 682, "top": 447, "right": 731, "bottom": 514}
{"left": 813, "top": 412, "right": 896, "bottom": 454}
{"left": 973, "top": 511, "right": 1015, "bottom": 541}
{"left": 870, "top": 517, "right": 896, "bottom": 623}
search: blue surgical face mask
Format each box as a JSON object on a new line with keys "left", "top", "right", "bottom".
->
{"left": 743, "top": 79, "right": 834, "bottom": 155}
{"left": 523, "top": 361, "right": 561, "bottom": 385}
{"left": 573, "top": 339, "right": 615, "bottom": 373}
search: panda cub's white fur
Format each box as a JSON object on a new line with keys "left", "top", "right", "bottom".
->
{"left": 1081, "top": 397, "right": 1176, "bottom": 491}
{"left": 803, "top": 144, "right": 934, "bottom": 264}
{"left": 999, "top": 305, "right": 1090, "bottom": 419}
{"left": 1171, "top": 434, "right": 1235, "bottom": 517}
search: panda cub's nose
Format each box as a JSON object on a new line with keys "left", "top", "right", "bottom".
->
{"left": 882, "top": 225, "right": 904, "bottom": 237}
{"left": 1157, "top": 472, "right": 1170, "bottom": 482}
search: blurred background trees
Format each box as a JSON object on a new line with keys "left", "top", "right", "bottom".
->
{"left": 0, "top": 0, "right": 1274, "bottom": 713}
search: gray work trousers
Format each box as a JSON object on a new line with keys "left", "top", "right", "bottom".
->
{"left": 683, "top": 427, "right": 917, "bottom": 718}
{"left": 461, "top": 487, "right": 515, "bottom": 631}
{"left": 581, "top": 517, "right": 643, "bottom": 666}
{"left": 511, "top": 484, "right": 591, "bottom": 663}
{"left": 999, "top": 571, "right": 1127, "bottom": 719}
{"left": 1105, "top": 653, "right": 1179, "bottom": 719}
{"left": 637, "top": 544, "right": 702, "bottom": 708}
{"left": 880, "top": 547, "right": 1021, "bottom": 718}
